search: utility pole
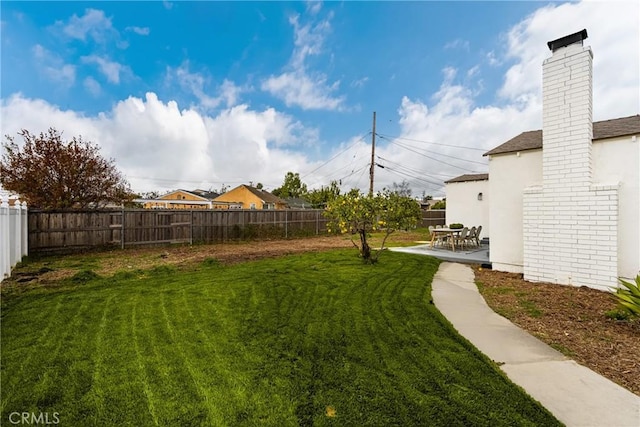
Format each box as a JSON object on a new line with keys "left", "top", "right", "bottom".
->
{"left": 369, "top": 111, "right": 376, "bottom": 196}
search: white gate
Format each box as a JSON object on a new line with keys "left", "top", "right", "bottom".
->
{"left": 1, "top": 197, "right": 28, "bottom": 281}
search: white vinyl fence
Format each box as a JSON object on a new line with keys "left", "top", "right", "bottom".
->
{"left": 1, "top": 197, "right": 28, "bottom": 281}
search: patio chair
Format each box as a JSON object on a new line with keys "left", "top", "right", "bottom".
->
{"left": 467, "top": 227, "right": 477, "bottom": 247}
{"left": 455, "top": 227, "right": 469, "bottom": 250}
{"left": 475, "top": 225, "right": 483, "bottom": 246}
{"left": 429, "top": 225, "right": 446, "bottom": 247}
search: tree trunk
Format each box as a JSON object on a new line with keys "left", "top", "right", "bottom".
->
{"left": 359, "top": 229, "right": 372, "bottom": 262}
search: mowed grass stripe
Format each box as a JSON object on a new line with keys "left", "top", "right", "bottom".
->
{"left": 1, "top": 249, "right": 560, "bottom": 426}
{"left": 131, "top": 286, "right": 210, "bottom": 426}
{"left": 0, "top": 297, "right": 65, "bottom": 412}
{"left": 159, "top": 291, "right": 222, "bottom": 424}
{"left": 84, "top": 293, "right": 115, "bottom": 422}
{"left": 131, "top": 296, "right": 160, "bottom": 426}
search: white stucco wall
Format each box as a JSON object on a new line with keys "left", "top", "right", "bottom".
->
{"left": 488, "top": 150, "right": 542, "bottom": 273}
{"left": 487, "top": 135, "right": 639, "bottom": 282}
{"left": 593, "top": 136, "right": 640, "bottom": 280}
{"left": 445, "top": 179, "right": 490, "bottom": 239}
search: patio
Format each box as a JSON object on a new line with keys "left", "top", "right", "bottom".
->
{"left": 390, "top": 240, "right": 490, "bottom": 265}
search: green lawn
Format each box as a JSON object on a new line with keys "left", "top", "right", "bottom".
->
{"left": 1, "top": 249, "right": 560, "bottom": 426}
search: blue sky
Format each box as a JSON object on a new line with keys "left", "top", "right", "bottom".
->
{"left": 1, "top": 1, "right": 638, "bottom": 197}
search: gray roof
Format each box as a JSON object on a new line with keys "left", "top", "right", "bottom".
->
{"left": 191, "top": 189, "right": 220, "bottom": 199}
{"left": 484, "top": 115, "right": 640, "bottom": 156}
{"left": 445, "top": 173, "right": 489, "bottom": 184}
{"left": 243, "top": 185, "right": 287, "bottom": 204}
{"left": 285, "top": 197, "right": 312, "bottom": 208}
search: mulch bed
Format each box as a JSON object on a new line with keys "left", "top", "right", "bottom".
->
{"left": 474, "top": 267, "right": 640, "bottom": 396}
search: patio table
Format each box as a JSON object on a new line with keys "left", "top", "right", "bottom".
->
{"left": 429, "top": 228, "right": 463, "bottom": 252}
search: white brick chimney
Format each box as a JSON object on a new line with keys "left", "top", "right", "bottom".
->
{"left": 523, "top": 30, "right": 619, "bottom": 291}
{"left": 542, "top": 30, "right": 593, "bottom": 188}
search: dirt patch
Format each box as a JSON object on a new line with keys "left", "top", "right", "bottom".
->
{"left": 474, "top": 267, "right": 640, "bottom": 396}
{"left": 10, "top": 236, "right": 352, "bottom": 283}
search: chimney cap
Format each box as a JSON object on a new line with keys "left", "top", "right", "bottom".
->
{"left": 547, "top": 29, "right": 588, "bottom": 52}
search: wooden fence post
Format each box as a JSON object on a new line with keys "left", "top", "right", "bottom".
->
{"left": 121, "top": 207, "right": 125, "bottom": 249}
{"left": 20, "top": 201, "right": 28, "bottom": 258}
{"left": 190, "top": 210, "right": 194, "bottom": 245}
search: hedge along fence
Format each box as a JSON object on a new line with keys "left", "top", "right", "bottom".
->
{"left": 1, "top": 197, "right": 28, "bottom": 280}
{"left": 27, "top": 209, "right": 331, "bottom": 254}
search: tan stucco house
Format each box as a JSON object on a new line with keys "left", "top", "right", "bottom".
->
{"left": 212, "top": 185, "right": 288, "bottom": 210}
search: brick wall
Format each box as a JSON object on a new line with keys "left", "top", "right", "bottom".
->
{"left": 523, "top": 43, "right": 619, "bottom": 291}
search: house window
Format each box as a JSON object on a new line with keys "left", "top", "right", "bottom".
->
{"left": 250, "top": 203, "right": 256, "bottom": 210}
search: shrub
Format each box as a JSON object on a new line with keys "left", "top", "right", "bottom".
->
{"left": 605, "top": 309, "right": 632, "bottom": 321}
{"left": 612, "top": 275, "right": 640, "bottom": 319}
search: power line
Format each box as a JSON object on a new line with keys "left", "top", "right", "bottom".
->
{"left": 375, "top": 156, "right": 445, "bottom": 187}
{"left": 380, "top": 136, "right": 478, "bottom": 173}
{"left": 384, "top": 138, "right": 488, "bottom": 166}
{"left": 300, "top": 132, "right": 371, "bottom": 179}
{"left": 376, "top": 162, "right": 444, "bottom": 188}
{"left": 351, "top": 163, "right": 370, "bottom": 190}
{"left": 380, "top": 166, "right": 444, "bottom": 192}
{"left": 376, "top": 132, "right": 489, "bottom": 152}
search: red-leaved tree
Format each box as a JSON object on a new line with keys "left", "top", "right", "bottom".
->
{"left": 0, "top": 128, "right": 133, "bottom": 209}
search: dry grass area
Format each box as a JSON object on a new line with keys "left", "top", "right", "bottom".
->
{"left": 9, "top": 231, "right": 427, "bottom": 285}
{"left": 474, "top": 267, "right": 640, "bottom": 396}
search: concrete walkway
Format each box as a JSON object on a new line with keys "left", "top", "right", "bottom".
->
{"left": 432, "top": 262, "right": 640, "bottom": 427}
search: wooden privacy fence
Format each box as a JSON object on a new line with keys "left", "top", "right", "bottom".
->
{"left": 1, "top": 197, "right": 28, "bottom": 280}
{"left": 421, "top": 209, "right": 446, "bottom": 227}
{"left": 28, "top": 209, "right": 330, "bottom": 254}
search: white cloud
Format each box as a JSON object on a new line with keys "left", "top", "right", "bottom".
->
{"left": 288, "top": 13, "right": 330, "bottom": 70}
{"left": 444, "top": 38, "right": 470, "bottom": 51}
{"left": 497, "top": 1, "right": 639, "bottom": 120}
{"left": 126, "top": 26, "right": 150, "bottom": 36}
{"left": 32, "top": 44, "right": 76, "bottom": 87}
{"left": 262, "top": 71, "right": 345, "bottom": 110}
{"left": 261, "top": 11, "right": 345, "bottom": 111}
{"left": 486, "top": 51, "right": 500, "bottom": 67}
{"left": 350, "top": 77, "right": 369, "bottom": 89}
{"left": 83, "top": 76, "right": 101, "bottom": 96}
{"left": 306, "top": 1, "right": 323, "bottom": 15}
{"left": 57, "top": 9, "right": 118, "bottom": 44}
{"left": 218, "top": 79, "right": 244, "bottom": 108}
{"left": 166, "top": 62, "right": 247, "bottom": 110}
{"left": 81, "top": 55, "right": 130, "bottom": 84}
{"left": 0, "top": 93, "right": 323, "bottom": 193}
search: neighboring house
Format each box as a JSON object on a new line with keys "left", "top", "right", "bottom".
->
{"left": 212, "top": 184, "right": 288, "bottom": 210}
{"left": 420, "top": 198, "right": 443, "bottom": 210}
{"left": 135, "top": 189, "right": 219, "bottom": 209}
{"left": 284, "top": 197, "right": 313, "bottom": 209}
{"left": 444, "top": 174, "right": 489, "bottom": 239}
{"left": 446, "top": 29, "right": 640, "bottom": 291}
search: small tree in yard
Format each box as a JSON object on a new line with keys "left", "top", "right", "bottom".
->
{"left": 271, "top": 171, "right": 308, "bottom": 198}
{"left": 0, "top": 128, "right": 132, "bottom": 209}
{"left": 324, "top": 189, "right": 422, "bottom": 263}
{"left": 306, "top": 180, "right": 341, "bottom": 208}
